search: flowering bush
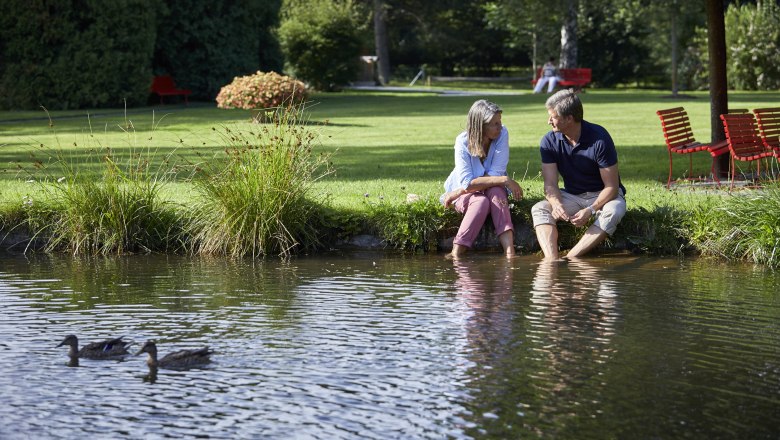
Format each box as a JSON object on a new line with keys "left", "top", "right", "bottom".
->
{"left": 216, "top": 71, "right": 308, "bottom": 110}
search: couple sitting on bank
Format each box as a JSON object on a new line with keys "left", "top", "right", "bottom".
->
{"left": 441, "top": 89, "right": 626, "bottom": 260}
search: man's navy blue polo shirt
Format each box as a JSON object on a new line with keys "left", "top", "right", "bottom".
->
{"left": 539, "top": 120, "right": 626, "bottom": 195}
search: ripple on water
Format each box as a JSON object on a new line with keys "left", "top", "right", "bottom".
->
{"left": 0, "top": 254, "right": 779, "bottom": 439}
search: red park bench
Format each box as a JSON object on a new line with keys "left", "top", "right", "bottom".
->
{"left": 150, "top": 75, "right": 192, "bottom": 104}
{"left": 531, "top": 67, "right": 592, "bottom": 91}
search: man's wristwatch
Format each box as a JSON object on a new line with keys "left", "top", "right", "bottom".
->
{"left": 588, "top": 205, "right": 597, "bottom": 216}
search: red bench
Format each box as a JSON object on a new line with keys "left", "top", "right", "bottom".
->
{"left": 150, "top": 75, "right": 192, "bottom": 104}
{"left": 531, "top": 67, "right": 592, "bottom": 90}
{"left": 720, "top": 112, "right": 778, "bottom": 189}
{"left": 753, "top": 107, "right": 780, "bottom": 151}
{"left": 656, "top": 107, "right": 729, "bottom": 188}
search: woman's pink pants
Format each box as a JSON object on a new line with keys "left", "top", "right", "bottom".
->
{"left": 453, "top": 186, "right": 513, "bottom": 248}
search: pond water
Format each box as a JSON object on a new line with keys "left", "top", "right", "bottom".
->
{"left": 0, "top": 251, "right": 778, "bottom": 439}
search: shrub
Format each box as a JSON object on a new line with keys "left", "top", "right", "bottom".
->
{"left": 187, "top": 102, "right": 332, "bottom": 259}
{"left": 153, "top": 0, "right": 284, "bottom": 100}
{"left": 216, "top": 71, "right": 308, "bottom": 110}
{"left": 0, "top": 0, "right": 159, "bottom": 110}
{"left": 278, "top": 0, "right": 364, "bottom": 91}
{"left": 365, "top": 195, "right": 460, "bottom": 252}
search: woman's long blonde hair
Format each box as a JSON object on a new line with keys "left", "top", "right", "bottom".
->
{"left": 466, "top": 100, "right": 502, "bottom": 159}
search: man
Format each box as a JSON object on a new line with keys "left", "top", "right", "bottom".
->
{"left": 531, "top": 89, "right": 626, "bottom": 260}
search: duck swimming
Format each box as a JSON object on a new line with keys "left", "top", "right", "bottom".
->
{"left": 57, "top": 334, "right": 130, "bottom": 360}
{"left": 136, "top": 340, "right": 213, "bottom": 370}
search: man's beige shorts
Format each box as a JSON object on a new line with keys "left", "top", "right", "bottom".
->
{"left": 531, "top": 190, "right": 626, "bottom": 235}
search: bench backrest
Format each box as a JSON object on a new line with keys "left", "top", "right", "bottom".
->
{"left": 562, "top": 68, "right": 591, "bottom": 82}
{"left": 656, "top": 107, "right": 697, "bottom": 150}
{"left": 720, "top": 113, "right": 773, "bottom": 159}
{"left": 534, "top": 67, "right": 592, "bottom": 82}
{"left": 151, "top": 75, "right": 178, "bottom": 92}
{"left": 753, "top": 107, "right": 780, "bottom": 149}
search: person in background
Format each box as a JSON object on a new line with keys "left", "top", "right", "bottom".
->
{"left": 533, "top": 57, "right": 562, "bottom": 94}
{"left": 531, "top": 89, "right": 627, "bottom": 260}
{"left": 441, "top": 100, "right": 523, "bottom": 258}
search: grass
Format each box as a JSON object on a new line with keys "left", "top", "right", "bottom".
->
{"left": 1, "top": 88, "right": 779, "bottom": 261}
{"left": 186, "top": 104, "right": 332, "bottom": 258}
{"left": 685, "top": 184, "right": 780, "bottom": 267}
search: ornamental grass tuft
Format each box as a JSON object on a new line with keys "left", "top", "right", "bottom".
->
{"left": 187, "top": 102, "right": 332, "bottom": 259}
{"left": 19, "top": 112, "right": 183, "bottom": 255}
{"left": 685, "top": 185, "right": 780, "bottom": 267}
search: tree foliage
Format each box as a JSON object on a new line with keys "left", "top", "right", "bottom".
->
{"left": 382, "top": 0, "right": 522, "bottom": 76}
{"left": 680, "top": 1, "right": 780, "bottom": 91}
{"left": 278, "top": 0, "right": 366, "bottom": 91}
{"left": 154, "top": 0, "right": 283, "bottom": 100}
{"left": 0, "top": 0, "right": 160, "bottom": 110}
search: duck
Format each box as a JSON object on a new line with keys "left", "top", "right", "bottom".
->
{"left": 57, "top": 334, "right": 130, "bottom": 360}
{"left": 136, "top": 340, "right": 213, "bottom": 370}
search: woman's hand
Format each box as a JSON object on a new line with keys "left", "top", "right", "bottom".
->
{"left": 443, "top": 189, "right": 464, "bottom": 208}
{"left": 505, "top": 179, "right": 523, "bottom": 200}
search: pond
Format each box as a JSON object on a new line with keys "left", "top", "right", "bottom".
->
{"left": 0, "top": 251, "right": 778, "bottom": 439}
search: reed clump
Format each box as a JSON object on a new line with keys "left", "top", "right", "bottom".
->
{"left": 187, "top": 102, "right": 332, "bottom": 258}
{"left": 19, "top": 113, "right": 183, "bottom": 255}
{"left": 685, "top": 185, "right": 780, "bottom": 267}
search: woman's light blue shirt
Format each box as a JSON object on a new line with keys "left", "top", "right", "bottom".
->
{"left": 442, "top": 126, "right": 509, "bottom": 201}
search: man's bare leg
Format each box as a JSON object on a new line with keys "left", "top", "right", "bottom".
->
{"left": 498, "top": 230, "right": 515, "bottom": 257}
{"left": 534, "top": 224, "right": 559, "bottom": 260}
{"left": 566, "top": 224, "right": 608, "bottom": 258}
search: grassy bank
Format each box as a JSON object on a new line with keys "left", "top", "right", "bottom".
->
{"left": 1, "top": 89, "right": 778, "bottom": 262}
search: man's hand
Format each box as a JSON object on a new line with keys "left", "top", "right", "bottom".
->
{"left": 569, "top": 207, "right": 592, "bottom": 227}
{"left": 550, "top": 202, "right": 569, "bottom": 221}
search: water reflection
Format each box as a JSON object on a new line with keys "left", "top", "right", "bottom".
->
{"left": 1, "top": 252, "right": 779, "bottom": 438}
{"left": 526, "top": 259, "right": 621, "bottom": 432}
{"left": 452, "top": 258, "right": 514, "bottom": 357}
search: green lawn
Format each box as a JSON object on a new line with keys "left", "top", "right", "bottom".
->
{"left": 2, "top": 88, "right": 778, "bottom": 211}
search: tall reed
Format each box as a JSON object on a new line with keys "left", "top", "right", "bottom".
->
{"left": 685, "top": 186, "right": 780, "bottom": 267}
{"left": 187, "top": 103, "right": 332, "bottom": 258}
{"left": 20, "top": 110, "right": 183, "bottom": 255}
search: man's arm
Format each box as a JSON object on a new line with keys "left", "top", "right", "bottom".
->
{"left": 541, "top": 162, "right": 568, "bottom": 221}
{"left": 569, "top": 164, "right": 620, "bottom": 227}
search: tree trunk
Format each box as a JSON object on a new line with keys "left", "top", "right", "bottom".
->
{"left": 532, "top": 31, "right": 538, "bottom": 76}
{"left": 706, "top": 0, "right": 728, "bottom": 175}
{"left": 559, "top": 0, "right": 578, "bottom": 68}
{"left": 373, "top": 0, "right": 391, "bottom": 85}
{"left": 670, "top": 2, "right": 679, "bottom": 96}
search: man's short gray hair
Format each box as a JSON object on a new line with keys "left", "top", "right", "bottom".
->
{"left": 545, "top": 89, "right": 583, "bottom": 122}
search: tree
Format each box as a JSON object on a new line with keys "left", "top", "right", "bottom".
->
{"left": 278, "top": 0, "right": 366, "bottom": 91}
{"left": 154, "top": 0, "right": 283, "bottom": 100}
{"left": 0, "top": 0, "right": 160, "bottom": 110}
{"left": 559, "top": 0, "right": 578, "bottom": 68}
{"left": 484, "top": 0, "right": 558, "bottom": 73}
{"left": 373, "top": 0, "right": 391, "bottom": 84}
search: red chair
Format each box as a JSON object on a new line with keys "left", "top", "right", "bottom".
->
{"left": 720, "top": 113, "right": 777, "bottom": 190}
{"left": 150, "top": 75, "right": 192, "bottom": 105}
{"left": 753, "top": 107, "right": 780, "bottom": 151}
{"left": 656, "top": 107, "right": 729, "bottom": 188}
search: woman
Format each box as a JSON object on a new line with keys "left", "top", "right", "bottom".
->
{"left": 441, "top": 100, "right": 523, "bottom": 258}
